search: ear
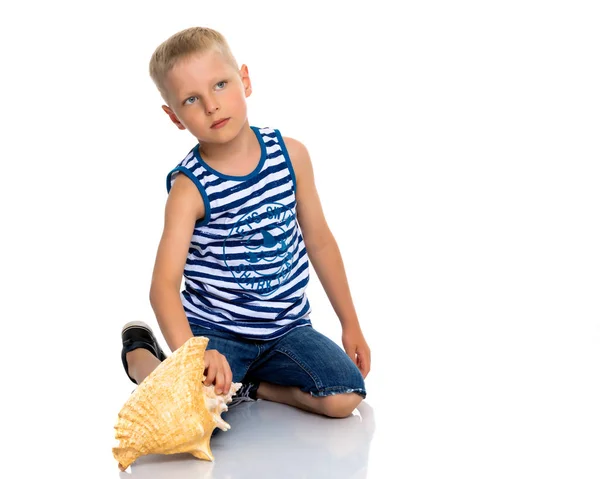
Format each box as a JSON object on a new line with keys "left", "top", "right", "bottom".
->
{"left": 239, "top": 64, "right": 252, "bottom": 98}
{"left": 162, "top": 105, "right": 186, "bottom": 130}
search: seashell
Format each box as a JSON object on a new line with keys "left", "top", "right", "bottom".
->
{"left": 112, "top": 336, "right": 242, "bottom": 470}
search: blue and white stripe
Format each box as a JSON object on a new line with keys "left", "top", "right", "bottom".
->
{"left": 166, "top": 126, "right": 312, "bottom": 340}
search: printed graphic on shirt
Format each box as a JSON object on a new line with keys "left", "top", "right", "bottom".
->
{"left": 224, "top": 202, "right": 296, "bottom": 296}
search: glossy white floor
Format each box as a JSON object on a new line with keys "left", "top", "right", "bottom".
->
{"left": 117, "top": 399, "right": 376, "bottom": 479}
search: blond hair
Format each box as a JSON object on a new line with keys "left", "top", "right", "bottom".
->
{"left": 149, "top": 26, "right": 239, "bottom": 104}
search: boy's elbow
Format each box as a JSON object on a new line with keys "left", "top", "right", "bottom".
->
{"left": 149, "top": 286, "right": 157, "bottom": 305}
{"left": 149, "top": 285, "right": 159, "bottom": 308}
{"left": 149, "top": 279, "right": 179, "bottom": 305}
{"left": 305, "top": 229, "right": 336, "bottom": 256}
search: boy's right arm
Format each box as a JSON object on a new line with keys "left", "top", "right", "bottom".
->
{"left": 149, "top": 172, "right": 203, "bottom": 352}
{"left": 149, "top": 173, "right": 232, "bottom": 394}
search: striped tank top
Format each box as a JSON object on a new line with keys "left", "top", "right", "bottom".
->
{"left": 166, "top": 126, "right": 312, "bottom": 340}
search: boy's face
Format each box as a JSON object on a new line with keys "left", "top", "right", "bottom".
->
{"left": 161, "top": 50, "right": 252, "bottom": 143}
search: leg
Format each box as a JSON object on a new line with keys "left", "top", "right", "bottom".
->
{"left": 125, "top": 348, "right": 162, "bottom": 385}
{"left": 121, "top": 321, "right": 168, "bottom": 385}
{"left": 120, "top": 321, "right": 258, "bottom": 388}
{"left": 247, "top": 325, "right": 367, "bottom": 418}
{"left": 188, "top": 323, "right": 260, "bottom": 384}
{"left": 256, "top": 382, "right": 363, "bottom": 418}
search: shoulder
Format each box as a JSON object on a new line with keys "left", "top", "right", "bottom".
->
{"left": 281, "top": 136, "right": 309, "bottom": 160}
{"left": 281, "top": 136, "right": 314, "bottom": 182}
{"left": 167, "top": 168, "right": 206, "bottom": 221}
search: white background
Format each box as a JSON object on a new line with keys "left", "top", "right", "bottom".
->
{"left": 1, "top": 1, "right": 598, "bottom": 477}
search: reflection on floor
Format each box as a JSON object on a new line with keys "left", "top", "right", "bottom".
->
{"left": 119, "top": 399, "right": 376, "bottom": 479}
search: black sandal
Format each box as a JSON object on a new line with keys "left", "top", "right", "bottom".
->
{"left": 121, "top": 321, "right": 167, "bottom": 384}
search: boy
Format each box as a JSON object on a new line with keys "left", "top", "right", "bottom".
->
{"left": 121, "top": 26, "right": 370, "bottom": 418}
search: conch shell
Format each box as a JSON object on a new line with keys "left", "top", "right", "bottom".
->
{"left": 112, "top": 336, "right": 242, "bottom": 470}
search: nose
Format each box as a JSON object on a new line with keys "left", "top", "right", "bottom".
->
{"left": 204, "top": 95, "right": 219, "bottom": 115}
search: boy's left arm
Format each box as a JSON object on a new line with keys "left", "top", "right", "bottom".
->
{"left": 285, "top": 137, "right": 371, "bottom": 378}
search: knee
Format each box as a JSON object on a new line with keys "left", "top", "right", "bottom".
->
{"left": 319, "top": 393, "right": 363, "bottom": 418}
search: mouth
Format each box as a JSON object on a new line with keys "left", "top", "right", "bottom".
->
{"left": 210, "top": 118, "right": 230, "bottom": 129}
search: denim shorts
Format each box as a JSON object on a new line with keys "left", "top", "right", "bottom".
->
{"left": 189, "top": 323, "right": 366, "bottom": 398}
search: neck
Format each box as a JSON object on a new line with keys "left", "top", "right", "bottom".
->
{"left": 198, "top": 120, "right": 255, "bottom": 163}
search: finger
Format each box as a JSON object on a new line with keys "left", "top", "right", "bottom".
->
{"left": 358, "top": 356, "right": 367, "bottom": 378}
{"left": 214, "top": 370, "right": 225, "bottom": 394}
{"left": 357, "top": 350, "right": 370, "bottom": 378}
{"left": 204, "top": 357, "right": 217, "bottom": 387}
{"left": 362, "top": 360, "right": 370, "bottom": 378}
{"left": 344, "top": 346, "right": 358, "bottom": 366}
{"left": 222, "top": 356, "right": 233, "bottom": 393}
{"left": 358, "top": 345, "right": 370, "bottom": 364}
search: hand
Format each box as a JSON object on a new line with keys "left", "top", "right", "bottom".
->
{"left": 203, "top": 349, "right": 233, "bottom": 395}
{"left": 342, "top": 326, "right": 371, "bottom": 378}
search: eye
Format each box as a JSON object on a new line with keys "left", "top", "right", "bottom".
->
{"left": 215, "top": 81, "right": 227, "bottom": 90}
{"left": 184, "top": 96, "right": 197, "bottom": 105}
